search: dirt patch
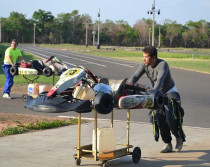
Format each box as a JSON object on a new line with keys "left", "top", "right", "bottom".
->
{"left": 0, "top": 112, "right": 71, "bottom": 132}
{"left": 0, "top": 84, "right": 27, "bottom": 94}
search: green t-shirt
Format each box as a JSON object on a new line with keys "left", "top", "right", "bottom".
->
{"left": 4, "top": 47, "right": 22, "bottom": 64}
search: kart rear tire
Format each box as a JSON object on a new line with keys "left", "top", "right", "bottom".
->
{"left": 10, "top": 66, "right": 18, "bottom": 75}
{"left": 93, "top": 93, "right": 114, "bottom": 114}
{"left": 43, "top": 67, "right": 53, "bottom": 77}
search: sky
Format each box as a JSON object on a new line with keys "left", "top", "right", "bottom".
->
{"left": 0, "top": 0, "right": 210, "bottom": 26}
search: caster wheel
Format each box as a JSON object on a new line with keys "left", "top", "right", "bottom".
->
{"left": 75, "top": 158, "right": 81, "bottom": 166}
{"left": 132, "top": 147, "right": 141, "bottom": 163}
{"left": 22, "top": 94, "right": 27, "bottom": 102}
{"left": 102, "top": 161, "right": 108, "bottom": 167}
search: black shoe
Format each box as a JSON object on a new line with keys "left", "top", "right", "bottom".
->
{"left": 175, "top": 137, "right": 183, "bottom": 152}
{"left": 160, "top": 143, "right": 173, "bottom": 153}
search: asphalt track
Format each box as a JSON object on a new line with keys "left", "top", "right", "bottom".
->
{"left": 1, "top": 45, "right": 210, "bottom": 128}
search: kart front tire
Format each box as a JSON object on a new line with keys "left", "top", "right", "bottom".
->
{"left": 43, "top": 67, "right": 53, "bottom": 77}
{"left": 93, "top": 93, "right": 114, "bottom": 114}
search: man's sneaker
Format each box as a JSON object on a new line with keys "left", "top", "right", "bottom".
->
{"left": 175, "top": 137, "right": 183, "bottom": 152}
{"left": 3, "top": 93, "right": 12, "bottom": 99}
{"left": 160, "top": 143, "right": 173, "bottom": 153}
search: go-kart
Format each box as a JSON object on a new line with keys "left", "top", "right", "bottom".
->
{"left": 25, "top": 65, "right": 165, "bottom": 114}
{"left": 25, "top": 65, "right": 114, "bottom": 113}
{"left": 9, "top": 56, "right": 68, "bottom": 77}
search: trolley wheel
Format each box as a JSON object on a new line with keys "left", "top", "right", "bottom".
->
{"left": 132, "top": 147, "right": 141, "bottom": 163}
{"left": 102, "top": 160, "right": 108, "bottom": 167}
{"left": 22, "top": 94, "right": 27, "bottom": 102}
{"left": 75, "top": 158, "right": 81, "bottom": 166}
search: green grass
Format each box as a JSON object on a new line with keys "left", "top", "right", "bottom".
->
{"left": 0, "top": 118, "right": 78, "bottom": 137}
{"left": 78, "top": 49, "right": 210, "bottom": 73}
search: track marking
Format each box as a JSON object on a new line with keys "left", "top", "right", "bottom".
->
{"left": 25, "top": 48, "right": 107, "bottom": 67}
{"left": 27, "top": 47, "right": 134, "bottom": 67}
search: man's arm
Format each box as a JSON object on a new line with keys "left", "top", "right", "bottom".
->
{"left": 18, "top": 56, "right": 24, "bottom": 62}
{"left": 8, "top": 55, "right": 15, "bottom": 66}
{"left": 128, "top": 63, "right": 145, "bottom": 83}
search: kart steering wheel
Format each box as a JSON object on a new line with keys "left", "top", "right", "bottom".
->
{"left": 77, "top": 65, "right": 98, "bottom": 83}
{"left": 45, "top": 56, "right": 54, "bottom": 63}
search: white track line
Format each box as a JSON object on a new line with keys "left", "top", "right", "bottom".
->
{"left": 29, "top": 47, "right": 134, "bottom": 68}
{"left": 27, "top": 48, "right": 107, "bottom": 67}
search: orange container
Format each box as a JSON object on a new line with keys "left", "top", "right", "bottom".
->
{"left": 28, "top": 83, "right": 39, "bottom": 96}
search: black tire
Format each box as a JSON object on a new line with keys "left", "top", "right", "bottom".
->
{"left": 146, "top": 90, "right": 164, "bottom": 110}
{"left": 10, "top": 66, "right": 18, "bottom": 75}
{"left": 75, "top": 158, "right": 81, "bottom": 166}
{"left": 102, "top": 161, "right": 108, "bottom": 167}
{"left": 132, "top": 147, "right": 141, "bottom": 163}
{"left": 93, "top": 93, "right": 114, "bottom": 114}
{"left": 43, "top": 67, "right": 53, "bottom": 77}
{"left": 22, "top": 94, "right": 27, "bottom": 102}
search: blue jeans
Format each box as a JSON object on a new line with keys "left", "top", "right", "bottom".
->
{"left": 2, "top": 64, "right": 14, "bottom": 94}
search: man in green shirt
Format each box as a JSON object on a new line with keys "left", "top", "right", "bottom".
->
{"left": 2, "top": 39, "right": 23, "bottom": 99}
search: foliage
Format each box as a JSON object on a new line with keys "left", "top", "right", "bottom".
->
{"left": 0, "top": 10, "right": 210, "bottom": 48}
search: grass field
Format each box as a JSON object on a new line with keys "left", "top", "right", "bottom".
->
{"left": 79, "top": 50, "right": 210, "bottom": 74}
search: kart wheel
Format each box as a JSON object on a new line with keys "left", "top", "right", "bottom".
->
{"left": 10, "top": 66, "right": 18, "bottom": 75}
{"left": 132, "top": 147, "right": 141, "bottom": 163}
{"left": 75, "top": 158, "right": 81, "bottom": 166}
{"left": 93, "top": 93, "right": 114, "bottom": 114}
{"left": 43, "top": 67, "right": 53, "bottom": 77}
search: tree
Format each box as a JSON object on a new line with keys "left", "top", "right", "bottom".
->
{"left": 32, "top": 9, "right": 54, "bottom": 43}
{"left": 3, "top": 12, "right": 32, "bottom": 43}
{"left": 134, "top": 19, "right": 151, "bottom": 46}
{"left": 164, "top": 20, "right": 183, "bottom": 47}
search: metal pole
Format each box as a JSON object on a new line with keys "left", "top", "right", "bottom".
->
{"left": 149, "top": 28, "right": 151, "bottom": 46}
{"left": 126, "top": 109, "right": 130, "bottom": 153}
{"left": 33, "top": 23, "right": 36, "bottom": 45}
{"left": 85, "top": 21, "right": 88, "bottom": 47}
{"left": 111, "top": 110, "right": 113, "bottom": 128}
{"left": 97, "top": 8, "right": 100, "bottom": 49}
{"left": 152, "top": 0, "right": 155, "bottom": 46}
{"left": 158, "top": 24, "right": 161, "bottom": 48}
{"left": 77, "top": 113, "right": 81, "bottom": 160}
{"left": 93, "top": 25, "right": 96, "bottom": 46}
{"left": 94, "top": 109, "right": 98, "bottom": 161}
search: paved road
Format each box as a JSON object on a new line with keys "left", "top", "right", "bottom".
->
{"left": 1, "top": 45, "right": 210, "bottom": 128}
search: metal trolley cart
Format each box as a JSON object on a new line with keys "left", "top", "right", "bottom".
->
{"left": 73, "top": 108, "right": 141, "bottom": 167}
